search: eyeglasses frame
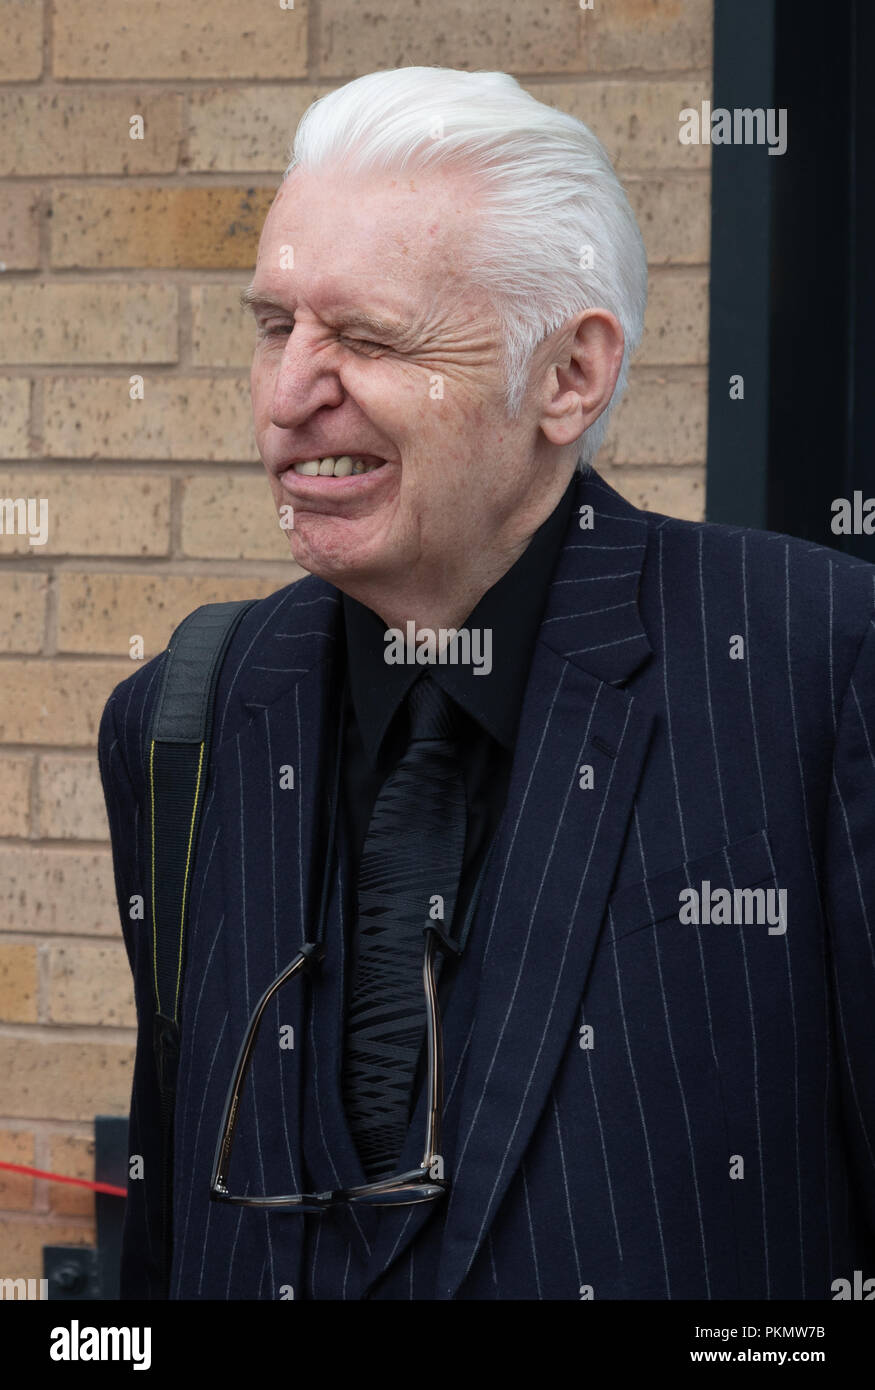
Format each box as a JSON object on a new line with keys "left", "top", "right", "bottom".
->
{"left": 209, "top": 924, "right": 458, "bottom": 1213}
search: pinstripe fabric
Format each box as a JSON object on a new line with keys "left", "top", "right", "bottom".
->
{"left": 98, "top": 468, "right": 875, "bottom": 1300}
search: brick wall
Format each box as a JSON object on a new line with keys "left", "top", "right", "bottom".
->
{"left": 0, "top": 0, "right": 712, "bottom": 1279}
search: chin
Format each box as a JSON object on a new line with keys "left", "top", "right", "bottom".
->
{"left": 287, "top": 529, "right": 367, "bottom": 584}
{"left": 290, "top": 511, "right": 397, "bottom": 577}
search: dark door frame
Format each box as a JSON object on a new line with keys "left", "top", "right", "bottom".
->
{"left": 706, "top": 0, "right": 873, "bottom": 562}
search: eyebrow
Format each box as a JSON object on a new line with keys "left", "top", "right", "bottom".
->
{"left": 239, "top": 287, "right": 410, "bottom": 343}
{"left": 239, "top": 287, "right": 284, "bottom": 315}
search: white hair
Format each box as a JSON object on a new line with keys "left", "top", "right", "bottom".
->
{"left": 285, "top": 66, "right": 648, "bottom": 471}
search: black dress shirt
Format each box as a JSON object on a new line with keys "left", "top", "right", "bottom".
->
{"left": 339, "top": 475, "right": 577, "bottom": 1020}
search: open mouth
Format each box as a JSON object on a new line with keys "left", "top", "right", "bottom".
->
{"left": 288, "top": 454, "right": 387, "bottom": 478}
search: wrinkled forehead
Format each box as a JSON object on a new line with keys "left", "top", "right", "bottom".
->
{"left": 254, "top": 162, "right": 479, "bottom": 303}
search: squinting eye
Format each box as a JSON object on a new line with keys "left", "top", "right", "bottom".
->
{"left": 263, "top": 323, "right": 293, "bottom": 337}
{"left": 342, "top": 337, "right": 384, "bottom": 354}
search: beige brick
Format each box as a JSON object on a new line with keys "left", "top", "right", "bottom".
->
{"left": 0, "top": 284, "right": 178, "bottom": 365}
{"left": 191, "top": 284, "right": 254, "bottom": 367}
{"left": 601, "top": 463, "right": 705, "bottom": 522}
{"left": 0, "top": 92, "right": 181, "bottom": 176}
{"left": 46, "top": 942, "right": 135, "bottom": 1027}
{"left": 0, "top": 1035, "right": 134, "bottom": 1120}
{"left": 575, "top": 0, "right": 712, "bottom": 73}
{"left": 57, "top": 572, "right": 282, "bottom": 655}
{"left": 0, "top": 572, "right": 47, "bottom": 652}
{"left": 0, "top": 0, "right": 43, "bottom": 81}
{"left": 44, "top": 378, "right": 257, "bottom": 461}
{"left": 51, "top": 185, "right": 275, "bottom": 270}
{"left": 0, "top": 847, "right": 125, "bottom": 937}
{"left": 319, "top": 0, "right": 710, "bottom": 76}
{"left": 0, "top": 1129, "right": 34, "bottom": 1211}
{"left": 0, "top": 1217, "right": 94, "bottom": 1281}
{"left": 54, "top": 0, "right": 306, "bottom": 80}
{"left": 48, "top": 1134, "right": 95, "bottom": 1217}
{"left": 37, "top": 756, "right": 108, "bottom": 841}
{"left": 0, "top": 380, "right": 30, "bottom": 458}
{"left": 181, "top": 472, "right": 295, "bottom": 560}
{"left": 0, "top": 185, "right": 41, "bottom": 270}
{"left": 0, "top": 943, "right": 38, "bottom": 1023}
{"left": 0, "top": 660, "right": 130, "bottom": 744}
{"left": 0, "top": 472, "right": 170, "bottom": 556}
{"left": 627, "top": 176, "right": 711, "bottom": 265}
{"left": 0, "top": 755, "right": 32, "bottom": 837}
{"left": 525, "top": 80, "right": 711, "bottom": 172}
{"left": 606, "top": 371, "right": 707, "bottom": 465}
{"left": 638, "top": 270, "right": 709, "bottom": 366}
{"left": 187, "top": 85, "right": 326, "bottom": 173}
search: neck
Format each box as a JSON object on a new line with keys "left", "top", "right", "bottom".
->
{"left": 338, "top": 466, "right": 577, "bottom": 632}
{"left": 343, "top": 540, "right": 525, "bottom": 635}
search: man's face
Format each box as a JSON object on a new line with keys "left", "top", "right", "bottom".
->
{"left": 249, "top": 163, "right": 564, "bottom": 602}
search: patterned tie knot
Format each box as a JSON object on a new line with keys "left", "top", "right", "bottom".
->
{"left": 406, "top": 676, "right": 463, "bottom": 744}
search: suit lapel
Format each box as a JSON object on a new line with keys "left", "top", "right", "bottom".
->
{"left": 436, "top": 472, "right": 657, "bottom": 1298}
{"left": 436, "top": 657, "right": 653, "bottom": 1297}
{"left": 214, "top": 580, "right": 346, "bottom": 1200}
{"left": 361, "top": 469, "right": 658, "bottom": 1297}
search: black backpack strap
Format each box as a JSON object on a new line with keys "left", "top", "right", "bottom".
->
{"left": 146, "top": 598, "right": 257, "bottom": 1296}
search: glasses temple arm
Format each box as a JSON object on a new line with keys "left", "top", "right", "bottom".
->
{"left": 421, "top": 927, "right": 444, "bottom": 1172}
{"left": 210, "top": 942, "right": 324, "bottom": 1194}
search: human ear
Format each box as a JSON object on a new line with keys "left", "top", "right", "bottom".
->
{"left": 538, "top": 309, "right": 625, "bottom": 448}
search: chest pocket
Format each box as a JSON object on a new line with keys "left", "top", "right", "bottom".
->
{"left": 606, "top": 828, "right": 776, "bottom": 942}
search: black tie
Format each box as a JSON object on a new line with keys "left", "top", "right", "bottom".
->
{"left": 342, "top": 675, "right": 467, "bottom": 1180}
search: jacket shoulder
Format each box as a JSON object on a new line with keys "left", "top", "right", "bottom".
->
{"left": 98, "top": 574, "right": 336, "bottom": 798}
{"left": 634, "top": 507, "right": 875, "bottom": 698}
{"left": 640, "top": 506, "right": 875, "bottom": 617}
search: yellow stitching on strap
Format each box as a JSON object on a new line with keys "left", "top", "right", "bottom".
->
{"left": 172, "top": 742, "right": 205, "bottom": 1022}
{"left": 149, "top": 738, "right": 160, "bottom": 1008}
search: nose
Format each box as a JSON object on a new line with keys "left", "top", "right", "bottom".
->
{"left": 267, "top": 323, "right": 345, "bottom": 430}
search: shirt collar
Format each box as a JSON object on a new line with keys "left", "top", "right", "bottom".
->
{"left": 343, "top": 475, "right": 577, "bottom": 767}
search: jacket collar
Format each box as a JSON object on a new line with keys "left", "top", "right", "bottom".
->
{"left": 539, "top": 466, "right": 653, "bottom": 683}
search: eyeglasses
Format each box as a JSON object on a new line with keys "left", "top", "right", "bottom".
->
{"left": 210, "top": 925, "right": 456, "bottom": 1213}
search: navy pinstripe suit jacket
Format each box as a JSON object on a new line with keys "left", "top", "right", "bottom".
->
{"left": 99, "top": 469, "right": 875, "bottom": 1300}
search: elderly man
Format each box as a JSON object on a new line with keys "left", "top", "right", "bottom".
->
{"left": 99, "top": 66, "right": 875, "bottom": 1301}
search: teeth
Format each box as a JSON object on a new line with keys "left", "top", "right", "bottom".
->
{"left": 291, "top": 454, "right": 385, "bottom": 477}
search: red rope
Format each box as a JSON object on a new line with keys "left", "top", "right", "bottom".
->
{"left": 0, "top": 1160, "right": 126, "bottom": 1198}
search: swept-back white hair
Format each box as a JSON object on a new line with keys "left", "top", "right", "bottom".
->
{"left": 285, "top": 66, "right": 647, "bottom": 470}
